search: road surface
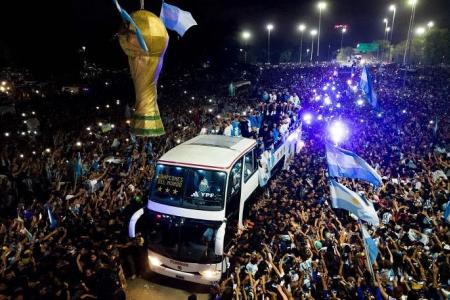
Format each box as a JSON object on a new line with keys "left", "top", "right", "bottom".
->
{"left": 126, "top": 273, "right": 209, "bottom": 300}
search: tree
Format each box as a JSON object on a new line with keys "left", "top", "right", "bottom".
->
{"left": 336, "top": 47, "right": 353, "bottom": 62}
{"left": 423, "top": 28, "right": 450, "bottom": 65}
{"left": 391, "top": 28, "right": 450, "bottom": 65}
{"left": 279, "top": 50, "right": 292, "bottom": 63}
{"left": 391, "top": 39, "right": 424, "bottom": 65}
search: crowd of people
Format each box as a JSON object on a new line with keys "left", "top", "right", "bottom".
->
{"left": 0, "top": 62, "right": 449, "bottom": 300}
{"left": 213, "top": 65, "right": 450, "bottom": 300}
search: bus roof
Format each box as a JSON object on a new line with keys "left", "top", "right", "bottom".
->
{"left": 158, "top": 135, "right": 256, "bottom": 170}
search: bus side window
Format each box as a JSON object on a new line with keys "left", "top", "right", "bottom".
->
{"left": 228, "top": 159, "right": 242, "bottom": 198}
{"left": 243, "top": 150, "right": 256, "bottom": 182}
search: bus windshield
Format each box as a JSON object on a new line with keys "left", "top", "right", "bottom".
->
{"left": 146, "top": 210, "right": 222, "bottom": 264}
{"left": 151, "top": 164, "right": 227, "bottom": 211}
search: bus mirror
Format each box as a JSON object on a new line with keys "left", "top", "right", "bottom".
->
{"left": 214, "top": 222, "right": 226, "bottom": 256}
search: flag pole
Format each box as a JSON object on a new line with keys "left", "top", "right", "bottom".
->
{"left": 359, "top": 219, "right": 375, "bottom": 279}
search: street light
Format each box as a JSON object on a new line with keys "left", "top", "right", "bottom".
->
{"left": 340, "top": 27, "right": 347, "bottom": 53}
{"left": 383, "top": 18, "right": 389, "bottom": 41}
{"left": 389, "top": 4, "right": 396, "bottom": 43}
{"left": 316, "top": 2, "right": 327, "bottom": 58}
{"left": 241, "top": 30, "right": 251, "bottom": 64}
{"left": 427, "top": 21, "right": 434, "bottom": 29}
{"left": 266, "top": 24, "right": 274, "bottom": 64}
{"left": 403, "top": 0, "right": 418, "bottom": 65}
{"left": 310, "top": 29, "right": 318, "bottom": 62}
{"left": 298, "top": 24, "right": 306, "bottom": 64}
{"left": 415, "top": 26, "right": 425, "bottom": 35}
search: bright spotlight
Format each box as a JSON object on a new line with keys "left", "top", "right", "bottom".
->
{"left": 242, "top": 31, "right": 251, "bottom": 40}
{"left": 317, "top": 115, "right": 323, "bottom": 120}
{"left": 357, "top": 99, "right": 364, "bottom": 106}
{"left": 324, "top": 96, "right": 332, "bottom": 105}
{"left": 328, "top": 120, "right": 349, "bottom": 144}
{"left": 303, "top": 113, "right": 313, "bottom": 124}
{"left": 266, "top": 24, "right": 274, "bottom": 31}
{"left": 415, "top": 27, "right": 425, "bottom": 35}
{"left": 427, "top": 21, "right": 434, "bottom": 28}
{"left": 317, "top": 2, "right": 327, "bottom": 10}
{"left": 389, "top": 4, "right": 396, "bottom": 11}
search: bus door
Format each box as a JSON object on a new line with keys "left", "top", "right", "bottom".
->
{"left": 224, "top": 158, "right": 242, "bottom": 248}
{"left": 240, "top": 149, "right": 259, "bottom": 225}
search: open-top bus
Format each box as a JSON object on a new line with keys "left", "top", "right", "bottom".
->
{"left": 129, "top": 129, "right": 301, "bottom": 284}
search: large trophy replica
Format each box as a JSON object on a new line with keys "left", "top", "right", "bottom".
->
{"left": 119, "top": 10, "right": 168, "bottom": 137}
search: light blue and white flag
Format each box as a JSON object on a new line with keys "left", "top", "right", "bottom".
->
{"left": 112, "top": 0, "right": 149, "bottom": 53}
{"left": 326, "top": 143, "right": 382, "bottom": 188}
{"left": 360, "top": 66, "right": 377, "bottom": 108}
{"left": 74, "top": 152, "right": 83, "bottom": 178}
{"left": 362, "top": 225, "right": 378, "bottom": 265}
{"left": 160, "top": 2, "right": 197, "bottom": 37}
{"left": 433, "top": 116, "right": 439, "bottom": 136}
{"left": 329, "top": 179, "right": 379, "bottom": 226}
{"left": 47, "top": 207, "right": 57, "bottom": 230}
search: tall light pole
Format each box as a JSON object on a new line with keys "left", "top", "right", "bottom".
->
{"left": 415, "top": 26, "right": 426, "bottom": 64}
{"left": 298, "top": 24, "right": 306, "bottom": 64}
{"left": 241, "top": 31, "right": 251, "bottom": 64}
{"left": 389, "top": 5, "right": 396, "bottom": 43}
{"left": 340, "top": 27, "right": 347, "bottom": 53}
{"left": 383, "top": 18, "right": 389, "bottom": 41}
{"left": 310, "top": 29, "right": 318, "bottom": 62}
{"left": 403, "top": 0, "right": 418, "bottom": 65}
{"left": 316, "top": 2, "right": 327, "bottom": 58}
{"left": 266, "top": 23, "right": 274, "bottom": 64}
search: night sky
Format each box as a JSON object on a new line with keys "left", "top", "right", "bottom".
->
{"left": 1, "top": 0, "right": 448, "bottom": 77}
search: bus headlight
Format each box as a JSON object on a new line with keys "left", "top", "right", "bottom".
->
{"left": 199, "top": 269, "right": 221, "bottom": 279}
{"left": 148, "top": 256, "right": 162, "bottom": 267}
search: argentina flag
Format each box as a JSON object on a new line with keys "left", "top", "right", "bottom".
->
{"left": 360, "top": 66, "right": 377, "bottom": 108}
{"left": 362, "top": 225, "right": 378, "bottom": 265}
{"left": 329, "top": 180, "right": 380, "bottom": 226}
{"left": 112, "top": 0, "right": 149, "bottom": 52}
{"left": 160, "top": 3, "right": 197, "bottom": 37}
{"left": 445, "top": 200, "right": 450, "bottom": 223}
{"left": 326, "top": 142, "right": 382, "bottom": 188}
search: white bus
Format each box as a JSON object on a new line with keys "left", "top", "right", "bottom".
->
{"left": 129, "top": 129, "right": 301, "bottom": 285}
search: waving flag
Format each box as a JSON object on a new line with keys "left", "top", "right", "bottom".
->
{"left": 74, "top": 152, "right": 83, "bottom": 178}
{"left": 444, "top": 200, "right": 450, "bottom": 223}
{"left": 433, "top": 116, "right": 439, "bottom": 136}
{"left": 329, "top": 179, "right": 379, "bottom": 226}
{"left": 326, "top": 143, "right": 382, "bottom": 188}
{"left": 360, "top": 66, "right": 377, "bottom": 108}
{"left": 362, "top": 225, "right": 378, "bottom": 265}
{"left": 160, "top": 2, "right": 197, "bottom": 37}
{"left": 112, "top": 0, "right": 149, "bottom": 53}
{"left": 47, "top": 207, "right": 57, "bottom": 230}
